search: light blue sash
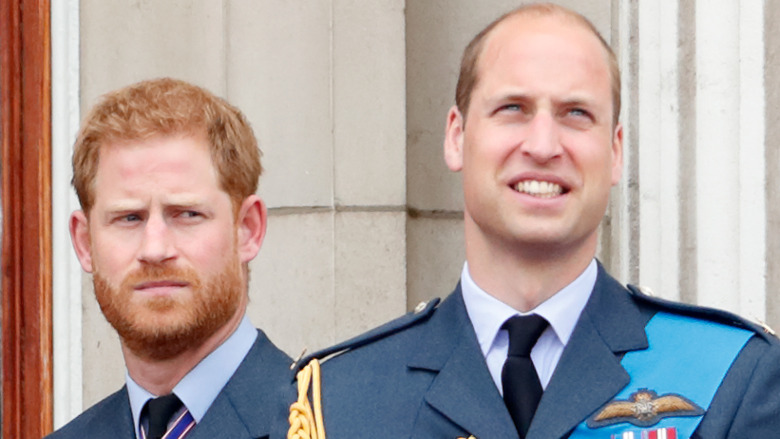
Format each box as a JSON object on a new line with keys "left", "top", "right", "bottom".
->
{"left": 569, "top": 312, "right": 752, "bottom": 438}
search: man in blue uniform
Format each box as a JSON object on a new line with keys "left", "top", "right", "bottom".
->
{"left": 289, "top": 4, "right": 780, "bottom": 438}
{"left": 48, "top": 78, "right": 291, "bottom": 439}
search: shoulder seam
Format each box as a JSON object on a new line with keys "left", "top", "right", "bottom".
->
{"left": 627, "top": 284, "right": 775, "bottom": 342}
{"left": 292, "top": 298, "right": 441, "bottom": 372}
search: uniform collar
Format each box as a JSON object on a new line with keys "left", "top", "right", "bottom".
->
{"left": 126, "top": 314, "right": 257, "bottom": 438}
{"left": 461, "top": 259, "right": 597, "bottom": 357}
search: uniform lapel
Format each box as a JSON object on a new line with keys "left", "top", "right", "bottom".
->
{"left": 409, "top": 287, "right": 519, "bottom": 439}
{"left": 187, "top": 396, "right": 253, "bottom": 438}
{"left": 187, "top": 330, "right": 292, "bottom": 439}
{"left": 87, "top": 387, "right": 136, "bottom": 438}
{"left": 527, "top": 266, "right": 650, "bottom": 439}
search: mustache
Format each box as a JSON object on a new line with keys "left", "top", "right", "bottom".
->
{"left": 122, "top": 264, "right": 203, "bottom": 290}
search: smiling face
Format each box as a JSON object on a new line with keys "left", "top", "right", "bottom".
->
{"left": 70, "top": 133, "right": 263, "bottom": 360}
{"left": 445, "top": 13, "right": 623, "bottom": 263}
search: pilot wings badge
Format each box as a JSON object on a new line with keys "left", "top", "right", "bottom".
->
{"left": 587, "top": 389, "right": 704, "bottom": 428}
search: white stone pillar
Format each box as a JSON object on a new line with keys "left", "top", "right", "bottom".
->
{"left": 636, "top": 0, "right": 681, "bottom": 300}
{"left": 51, "top": 0, "right": 83, "bottom": 428}
{"left": 695, "top": 0, "right": 766, "bottom": 318}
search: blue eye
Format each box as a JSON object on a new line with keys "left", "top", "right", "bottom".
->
{"left": 176, "top": 210, "right": 207, "bottom": 223}
{"left": 568, "top": 107, "right": 594, "bottom": 119}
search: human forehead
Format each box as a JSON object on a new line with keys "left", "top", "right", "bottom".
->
{"left": 98, "top": 192, "right": 219, "bottom": 212}
{"left": 98, "top": 133, "right": 214, "bottom": 172}
{"left": 92, "top": 135, "right": 223, "bottom": 198}
{"left": 476, "top": 14, "right": 612, "bottom": 95}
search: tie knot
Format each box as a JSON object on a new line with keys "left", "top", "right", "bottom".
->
{"left": 503, "top": 314, "right": 548, "bottom": 357}
{"left": 145, "top": 393, "right": 183, "bottom": 439}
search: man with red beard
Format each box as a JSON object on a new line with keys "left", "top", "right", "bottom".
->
{"left": 47, "top": 78, "right": 292, "bottom": 439}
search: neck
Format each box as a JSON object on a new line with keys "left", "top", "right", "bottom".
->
{"left": 122, "top": 307, "right": 245, "bottom": 396}
{"left": 465, "top": 229, "right": 596, "bottom": 313}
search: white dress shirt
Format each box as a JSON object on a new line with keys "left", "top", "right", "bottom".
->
{"left": 126, "top": 314, "right": 257, "bottom": 439}
{"left": 461, "top": 259, "right": 597, "bottom": 393}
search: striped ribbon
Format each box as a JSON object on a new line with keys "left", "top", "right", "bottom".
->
{"left": 611, "top": 428, "right": 677, "bottom": 439}
{"left": 142, "top": 409, "right": 196, "bottom": 439}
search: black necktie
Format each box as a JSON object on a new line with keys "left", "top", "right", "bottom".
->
{"left": 144, "top": 393, "right": 183, "bottom": 439}
{"left": 501, "top": 314, "right": 549, "bottom": 438}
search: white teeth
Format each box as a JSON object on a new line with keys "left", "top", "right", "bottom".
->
{"left": 515, "top": 180, "right": 564, "bottom": 198}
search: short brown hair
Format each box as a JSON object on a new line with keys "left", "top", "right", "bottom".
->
{"left": 455, "top": 3, "right": 621, "bottom": 126}
{"left": 72, "top": 78, "right": 262, "bottom": 214}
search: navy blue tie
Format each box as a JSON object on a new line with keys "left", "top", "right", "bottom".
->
{"left": 501, "top": 314, "right": 549, "bottom": 438}
{"left": 145, "top": 394, "right": 183, "bottom": 439}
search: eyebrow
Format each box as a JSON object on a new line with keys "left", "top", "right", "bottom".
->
{"left": 489, "top": 91, "right": 534, "bottom": 103}
{"left": 161, "top": 194, "right": 206, "bottom": 207}
{"left": 489, "top": 85, "right": 599, "bottom": 101}
{"left": 102, "top": 194, "right": 207, "bottom": 212}
{"left": 553, "top": 95, "right": 598, "bottom": 108}
{"left": 102, "top": 200, "right": 146, "bottom": 212}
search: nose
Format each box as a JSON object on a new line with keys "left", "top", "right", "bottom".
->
{"left": 520, "top": 112, "right": 562, "bottom": 163}
{"left": 137, "top": 214, "right": 176, "bottom": 264}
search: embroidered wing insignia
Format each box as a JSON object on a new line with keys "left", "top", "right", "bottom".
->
{"left": 588, "top": 389, "right": 704, "bottom": 428}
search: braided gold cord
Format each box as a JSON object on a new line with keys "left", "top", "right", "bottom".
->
{"left": 288, "top": 359, "right": 326, "bottom": 439}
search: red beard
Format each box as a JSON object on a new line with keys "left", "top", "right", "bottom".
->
{"left": 93, "top": 256, "right": 243, "bottom": 361}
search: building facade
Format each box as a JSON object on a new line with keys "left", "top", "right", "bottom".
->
{"left": 48, "top": 0, "right": 780, "bottom": 429}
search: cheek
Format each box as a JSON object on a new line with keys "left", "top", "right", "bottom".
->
{"left": 462, "top": 141, "right": 500, "bottom": 177}
{"left": 89, "top": 235, "right": 138, "bottom": 278}
{"left": 179, "top": 227, "right": 237, "bottom": 270}
{"left": 479, "top": 133, "right": 531, "bottom": 177}
{"left": 570, "top": 137, "right": 616, "bottom": 177}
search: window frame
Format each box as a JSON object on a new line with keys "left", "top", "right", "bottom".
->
{"left": 1, "top": 0, "right": 54, "bottom": 437}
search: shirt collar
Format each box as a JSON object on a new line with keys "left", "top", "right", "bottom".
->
{"left": 126, "top": 314, "right": 257, "bottom": 438}
{"left": 461, "top": 259, "right": 597, "bottom": 357}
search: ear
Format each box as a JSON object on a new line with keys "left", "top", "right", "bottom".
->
{"left": 70, "top": 210, "right": 94, "bottom": 273}
{"left": 610, "top": 123, "right": 624, "bottom": 185}
{"left": 236, "top": 195, "right": 267, "bottom": 263}
{"left": 444, "top": 105, "right": 465, "bottom": 172}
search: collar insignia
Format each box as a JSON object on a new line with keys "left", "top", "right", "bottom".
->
{"left": 456, "top": 436, "right": 476, "bottom": 439}
{"left": 588, "top": 389, "right": 704, "bottom": 428}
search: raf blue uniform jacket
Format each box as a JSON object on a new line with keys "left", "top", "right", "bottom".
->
{"left": 47, "top": 330, "right": 292, "bottom": 439}
{"left": 300, "top": 265, "right": 780, "bottom": 439}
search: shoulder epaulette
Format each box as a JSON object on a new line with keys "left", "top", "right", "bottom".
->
{"left": 627, "top": 284, "right": 776, "bottom": 342}
{"left": 291, "top": 298, "right": 441, "bottom": 372}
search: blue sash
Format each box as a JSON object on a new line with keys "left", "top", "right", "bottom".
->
{"left": 569, "top": 312, "right": 752, "bottom": 438}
